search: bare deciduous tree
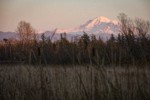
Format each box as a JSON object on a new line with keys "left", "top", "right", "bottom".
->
{"left": 17, "top": 21, "right": 35, "bottom": 42}
{"left": 135, "top": 18, "right": 150, "bottom": 39}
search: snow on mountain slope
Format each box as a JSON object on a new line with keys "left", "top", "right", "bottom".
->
{"left": 79, "top": 16, "right": 112, "bottom": 29}
{"left": 57, "top": 16, "right": 119, "bottom": 40}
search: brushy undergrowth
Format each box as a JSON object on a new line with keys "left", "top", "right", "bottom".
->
{"left": 0, "top": 65, "right": 150, "bottom": 100}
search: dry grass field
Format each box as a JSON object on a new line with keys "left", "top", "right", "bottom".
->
{"left": 0, "top": 65, "right": 150, "bottom": 100}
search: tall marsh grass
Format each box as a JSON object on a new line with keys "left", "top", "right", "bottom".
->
{"left": 0, "top": 65, "right": 150, "bottom": 100}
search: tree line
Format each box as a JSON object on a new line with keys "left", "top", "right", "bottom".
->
{"left": 0, "top": 13, "right": 150, "bottom": 66}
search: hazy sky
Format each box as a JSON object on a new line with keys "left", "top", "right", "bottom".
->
{"left": 0, "top": 0, "right": 150, "bottom": 32}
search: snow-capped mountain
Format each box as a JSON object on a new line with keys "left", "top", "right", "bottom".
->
{"left": 78, "top": 16, "right": 118, "bottom": 30}
{"left": 57, "top": 16, "right": 119, "bottom": 39}
{"left": 0, "top": 16, "right": 120, "bottom": 41}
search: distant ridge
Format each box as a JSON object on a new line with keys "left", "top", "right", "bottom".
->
{"left": 0, "top": 16, "right": 120, "bottom": 41}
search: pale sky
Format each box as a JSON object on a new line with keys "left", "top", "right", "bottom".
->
{"left": 0, "top": 0, "right": 150, "bottom": 32}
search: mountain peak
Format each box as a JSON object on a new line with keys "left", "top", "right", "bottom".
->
{"left": 83, "top": 16, "right": 111, "bottom": 29}
{"left": 94, "top": 16, "right": 111, "bottom": 23}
